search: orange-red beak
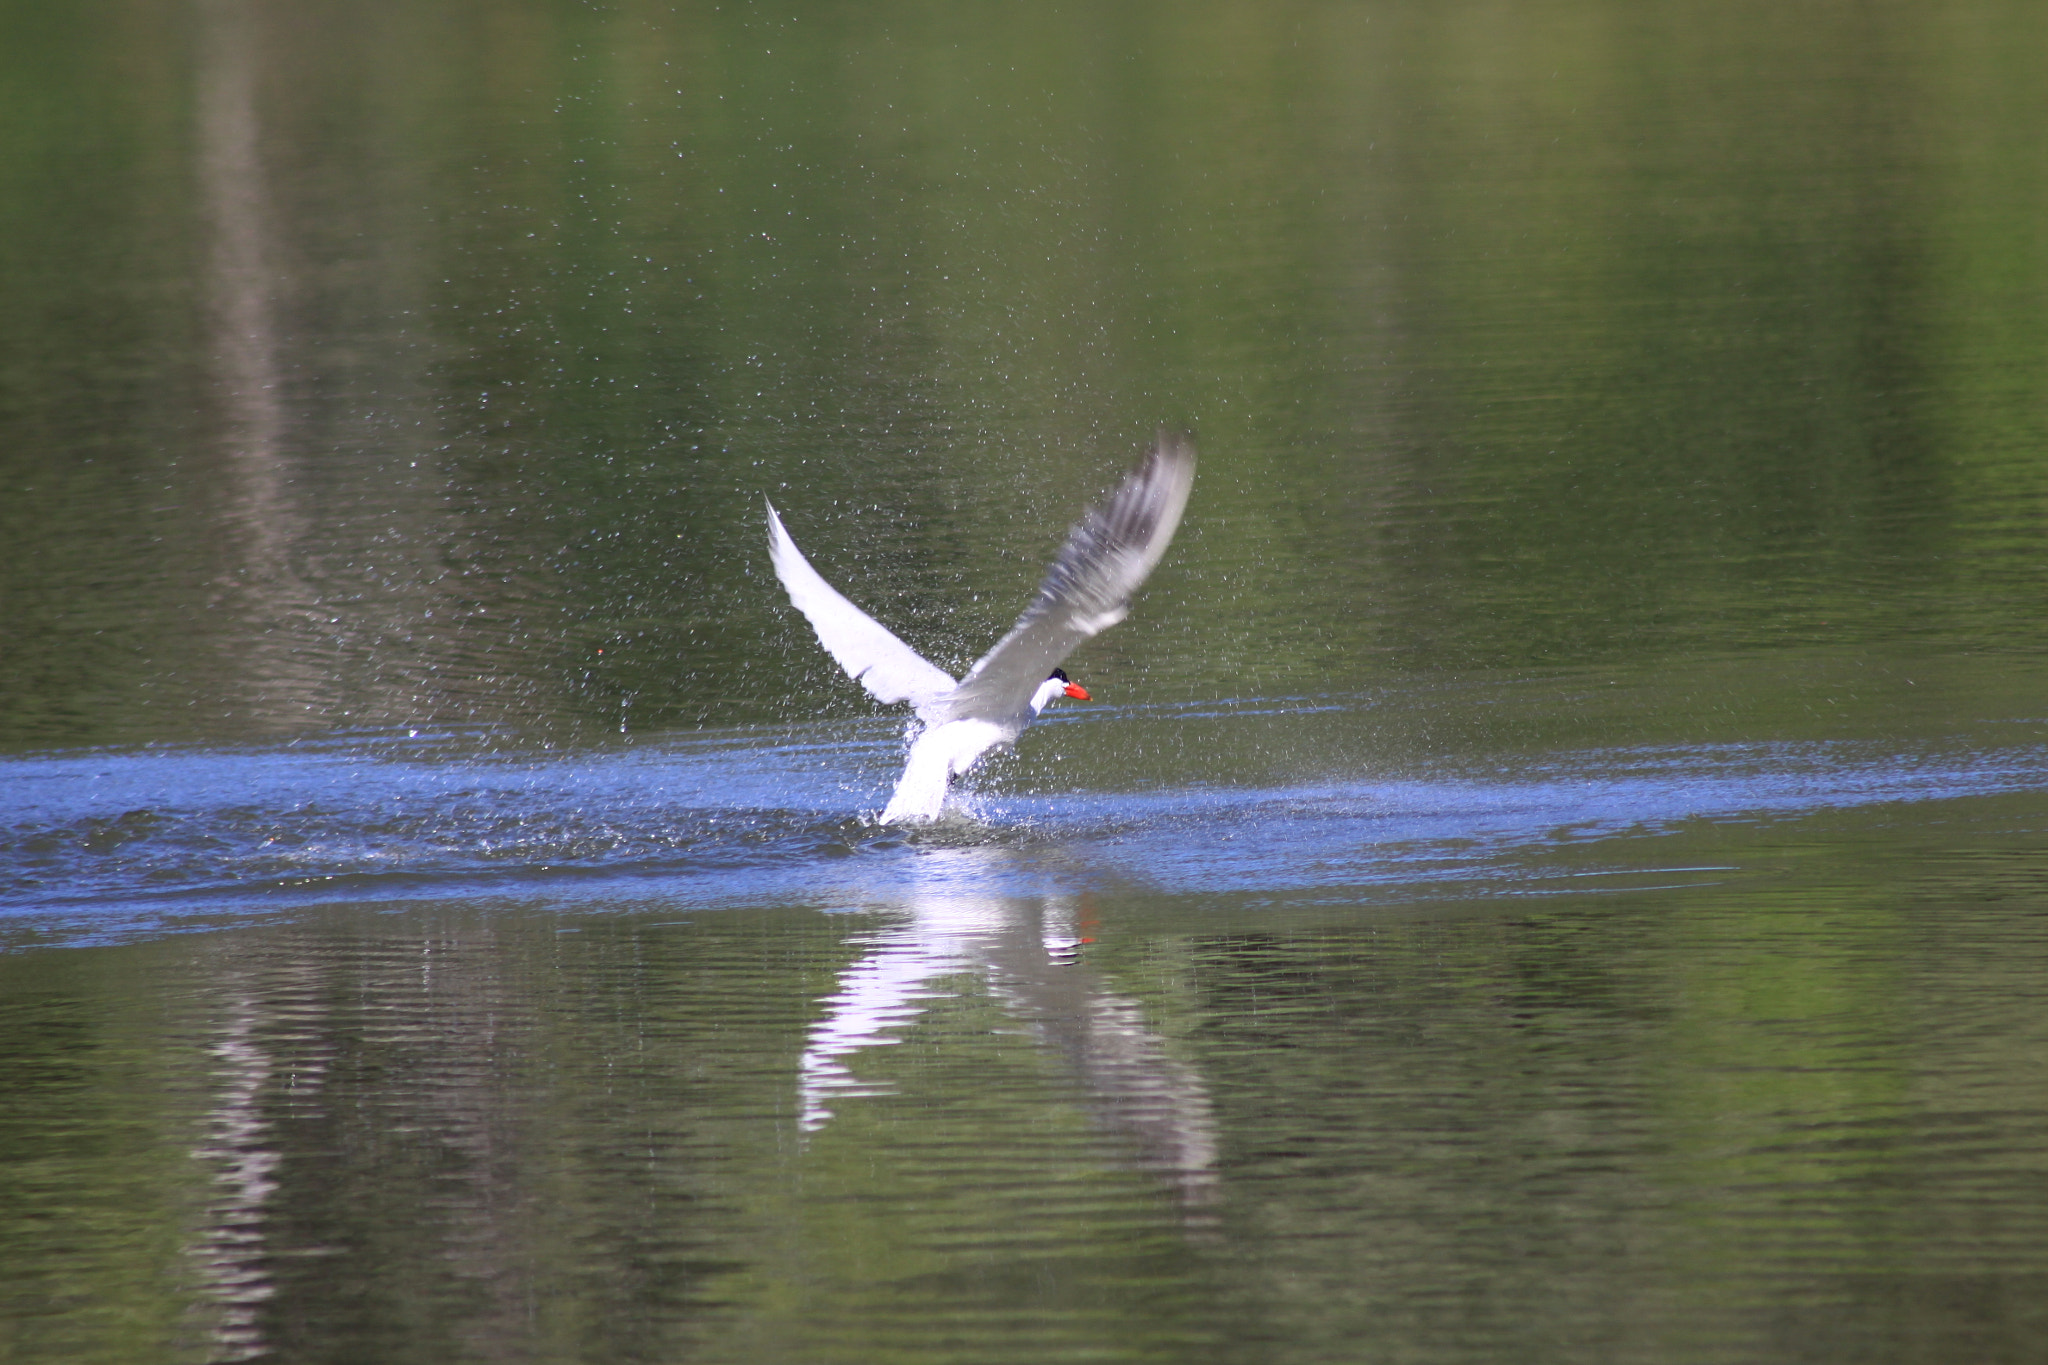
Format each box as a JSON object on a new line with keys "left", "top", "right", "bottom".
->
{"left": 1063, "top": 682, "right": 1091, "bottom": 701}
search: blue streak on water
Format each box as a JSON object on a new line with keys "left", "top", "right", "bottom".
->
{"left": 3, "top": 702, "right": 2044, "bottom": 946}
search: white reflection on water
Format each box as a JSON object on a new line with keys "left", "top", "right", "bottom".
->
{"left": 188, "top": 2, "right": 295, "bottom": 1353}
{"left": 800, "top": 847, "right": 1219, "bottom": 1210}
{"left": 181, "top": 938, "right": 341, "bottom": 1363}
{"left": 187, "top": 979, "right": 280, "bottom": 1363}
{"left": 195, "top": 0, "right": 337, "bottom": 731}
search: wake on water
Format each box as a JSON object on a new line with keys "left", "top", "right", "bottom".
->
{"left": 4, "top": 693, "right": 2043, "bottom": 947}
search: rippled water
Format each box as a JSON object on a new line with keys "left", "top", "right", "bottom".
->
{"left": 6, "top": 687, "right": 2048, "bottom": 1362}
{"left": 6, "top": 659, "right": 2046, "bottom": 1361}
{"left": 7, "top": 0, "right": 2048, "bottom": 1360}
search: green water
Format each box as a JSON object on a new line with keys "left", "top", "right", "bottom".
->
{"left": 6, "top": 0, "right": 2044, "bottom": 749}
{"left": 2, "top": 1, "right": 2046, "bottom": 1361}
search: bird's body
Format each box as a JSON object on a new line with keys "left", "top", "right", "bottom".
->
{"left": 767, "top": 433, "right": 1195, "bottom": 823}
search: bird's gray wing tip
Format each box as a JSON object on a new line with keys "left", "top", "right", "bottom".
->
{"left": 1149, "top": 427, "right": 1198, "bottom": 472}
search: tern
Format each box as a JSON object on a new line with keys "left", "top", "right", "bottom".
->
{"left": 767, "top": 432, "right": 1195, "bottom": 823}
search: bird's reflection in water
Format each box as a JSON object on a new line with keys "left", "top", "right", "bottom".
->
{"left": 800, "top": 848, "right": 1220, "bottom": 1215}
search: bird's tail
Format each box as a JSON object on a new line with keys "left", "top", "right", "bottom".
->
{"left": 878, "top": 735, "right": 953, "bottom": 824}
{"left": 879, "top": 720, "right": 1009, "bottom": 824}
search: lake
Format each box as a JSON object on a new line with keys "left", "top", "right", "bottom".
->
{"left": 3, "top": 1, "right": 2046, "bottom": 1361}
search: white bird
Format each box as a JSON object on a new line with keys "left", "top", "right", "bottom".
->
{"left": 767, "top": 432, "right": 1196, "bottom": 823}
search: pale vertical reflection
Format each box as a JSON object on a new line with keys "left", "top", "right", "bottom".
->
{"left": 194, "top": 0, "right": 328, "bottom": 724}
{"left": 186, "top": 986, "right": 281, "bottom": 1363}
{"left": 183, "top": 951, "right": 331, "bottom": 1364}
{"left": 800, "top": 849, "right": 1219, "bottom": 1212}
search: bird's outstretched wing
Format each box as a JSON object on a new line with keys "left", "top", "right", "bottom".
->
{"left": 937, "top": 431, "right": 1196, "bottom": 727}
{"left": 766, "top": 500, "right": 958, "bottom": 716}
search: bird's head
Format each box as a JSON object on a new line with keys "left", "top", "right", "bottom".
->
{"left": 1032, "top": 668, "right": 1091, "bottom": 713}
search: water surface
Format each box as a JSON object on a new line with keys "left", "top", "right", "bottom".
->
{"left": 3, "top": 1, "right": 2047, "bottom": 1362}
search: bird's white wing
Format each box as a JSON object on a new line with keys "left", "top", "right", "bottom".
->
{"left": 766, "top": 500, "right": 959, "bottom": 715}
{"left": 937, "top": 431, "right": 1196, "bottom": 727}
